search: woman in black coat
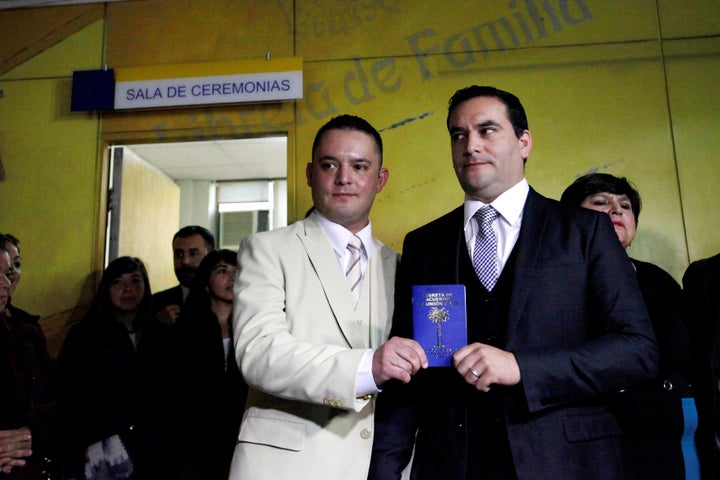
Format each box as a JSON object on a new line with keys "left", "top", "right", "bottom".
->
{"left": 59, "top": 256, "right": 171, "bottom": 480}
{"left": 561, "top": 173, "right": 695, "bottom": 479}
{"left": 170, "top": 249, "right": 247, "bottom": 480}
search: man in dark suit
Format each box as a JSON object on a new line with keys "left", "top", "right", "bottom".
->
{"left": 683, "top": 252, "right": 720, "bottom": 479}
{"left": 147, "top": 226, "right": 216, "bottom": 476}
{"left": 369, "top": 86, "right": 658, "bottom": 480}
{"left": 152, "top": 225, "right": 215, "bottom": 325}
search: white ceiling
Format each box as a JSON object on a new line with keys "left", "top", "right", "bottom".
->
{"left": 123, "top": 136, "right": 287, "bottom": 181}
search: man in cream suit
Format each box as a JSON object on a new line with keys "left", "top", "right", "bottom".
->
{"left": 229, "top": 114, "right": 428, "bottom": 480}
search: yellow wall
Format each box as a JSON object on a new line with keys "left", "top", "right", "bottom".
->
{"left": 1, "top": 0, "right": 719, "bottom": 355}
{"left": 665, "top": 36, "right": 720, "bottom": 262}
{"left": 0, "top": 19, "right": 105, "bottom": 354}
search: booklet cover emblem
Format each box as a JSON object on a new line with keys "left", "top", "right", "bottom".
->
{"left": 412, "top": 284, "right": 467, "bottom": 367}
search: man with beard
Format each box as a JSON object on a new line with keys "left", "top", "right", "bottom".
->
{"left": 144, "top": 226, "right": 215, "bottom": 477}
{"left": 153, "top": 225, "right": 215, "bottom": 325}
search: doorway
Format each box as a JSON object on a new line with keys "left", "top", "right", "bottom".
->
{"left": 104, "top": 136, "right": 288, "bottom": 292}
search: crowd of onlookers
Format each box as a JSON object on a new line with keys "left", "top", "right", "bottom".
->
{"left": 2, "top": 85, "right": 720, "bottom": 480}
{"left": 1, "top": 226, "right": 246, "bottom": 480}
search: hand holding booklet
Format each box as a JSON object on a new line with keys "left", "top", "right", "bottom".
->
{"left": 412, "top": 284, "right": 467, "bottom": 367}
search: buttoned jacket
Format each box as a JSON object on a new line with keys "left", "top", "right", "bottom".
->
{"left": 370, "top": 188, "right": 658, "bottom": 480}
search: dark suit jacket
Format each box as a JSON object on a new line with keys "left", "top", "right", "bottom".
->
{"left": 370, "top": 188, "right": 658, "bottom": 480}
{"left": 683, "top": 252, "right": 720, "bottom": 479}
{"left": 151, "top": 284, "right": 184, "bottom": 313}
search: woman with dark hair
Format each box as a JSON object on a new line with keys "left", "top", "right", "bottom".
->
{"left": 561, "top": 173, "right": 696, "bottom": 479}
{"left": 170, "top": 249, "right": 247, "bottom": 480}
{"left": 59, "top": 257, "right": 169, "bottom": 480}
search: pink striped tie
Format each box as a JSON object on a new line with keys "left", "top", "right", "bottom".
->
{"left": 346, "top": 235, "right": 363, "bottom": 305}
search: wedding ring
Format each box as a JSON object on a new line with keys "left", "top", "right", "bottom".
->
{"left": 470, "top": 368, "right": 481, "bottom": 378}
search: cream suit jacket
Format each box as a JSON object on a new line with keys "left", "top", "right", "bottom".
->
{"left": 229, "top": 214, "right": 397, "bottom": 480}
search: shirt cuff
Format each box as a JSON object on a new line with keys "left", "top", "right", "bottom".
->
{"left": 355, "top": 349, "right": 380, "bottom": 397}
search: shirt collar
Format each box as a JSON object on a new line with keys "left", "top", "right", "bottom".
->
{"left": 463, "top": 178, "right": 529, "bottom": 228}
{"left": 312, "top": 210, "right": 373, "bottom": 259}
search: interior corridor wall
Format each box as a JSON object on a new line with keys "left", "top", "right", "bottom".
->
{"left": 117, "top": 148, "right": 180, "bottom": 293}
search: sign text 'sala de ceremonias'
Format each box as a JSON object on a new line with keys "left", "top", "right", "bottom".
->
{"left": 113, "top": 58, "right": 303, "bottom": 110}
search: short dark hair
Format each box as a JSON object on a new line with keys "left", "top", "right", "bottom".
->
{"left": 191, "top": 249, "right": 238, "bottom": 291}
{"left": 185, "top": 249, "right": 238, "bottom": 311}
{"left": 311, "top": 114, "right": 383, "bottom": 166}
{"left": 0, "top": 233, "right": 8, "bottom": 253}
{"left": 2, "top": 233, "right": 19, "bottom": 251}
{"left": 560, "top": 173, "right": 642, "bottom": 224}
{"left": 173, "top": 225, "right": 215, "bottom": 251}
{"left": 447, "top": 85, "right": 529, "bottom": 138}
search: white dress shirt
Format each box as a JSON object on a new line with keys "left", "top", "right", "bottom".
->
{"left": 313, "top": 211, "right": 379, "bottom": 397}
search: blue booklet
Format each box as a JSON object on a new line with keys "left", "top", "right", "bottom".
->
{"left": 412, "top": 284, "right": 467, "bottom": 367}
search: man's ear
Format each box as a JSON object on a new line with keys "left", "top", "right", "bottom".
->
{"left": 376, "top": 167, "right": 389, "bottom": 193}
{"left": 305, "top": 162, "right": 313, "bottom": 187}
{"left": 519, "top": 130, "right": 532, "bottom": 160}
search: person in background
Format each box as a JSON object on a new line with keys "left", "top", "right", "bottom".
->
{"left": 170, "top": 249, "right": 247, "bottom": 480}
{"left": 561, "top": 172, "right": 696, "bottom": 479}
{"left": 0, "top": 233, "right": 55, "bottom": 479}
{"left": 228, "top": 114, "right": 427, "bottom": 480}
{"left": 151, "top": 225, "right": 216, "bottom": 475}
{"left": 152, "top": 225, "right": 215, "bottom": 326}
{"left": 683, "top": 251, "right": 720, "bottom": 479}
{"left": 58, "top": 256, "right": 171, "bottom": 480}
{"left": 3, "top": 234, "right": 22, "bottom": 302}
{"left": 369, "top": 86, "right": 657, "bottom": 480}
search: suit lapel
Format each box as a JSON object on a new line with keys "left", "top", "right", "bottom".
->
{"left": 297, "top": 218, "right": 367, "bottom": 349}
{"left": 368, "top": 241, "right": 395, "bottom": 348}
{"left": 506, "top": 189, "right": 548, "bottom": 339}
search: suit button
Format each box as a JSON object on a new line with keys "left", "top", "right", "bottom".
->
{"left": 663, "top": 380, "right": 674, "bottom": 391}
{"left": 360, "top": 428, "right": 372, "bottom": 440}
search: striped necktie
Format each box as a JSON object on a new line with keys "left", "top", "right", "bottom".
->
{"left": 345, "top": 235, "right": 363, "bottom": 305}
